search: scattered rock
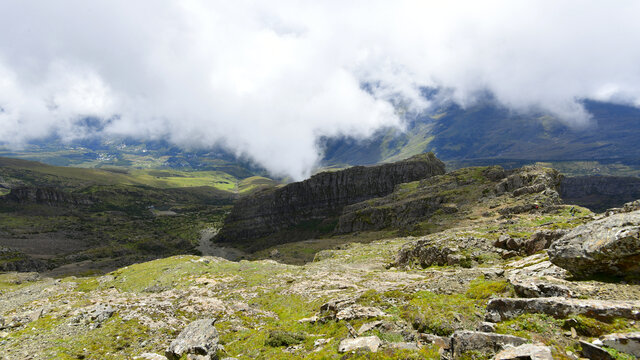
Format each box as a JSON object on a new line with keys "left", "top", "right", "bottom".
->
{"left": 336, "top": 305, "right": 388, "bottom": 321}
{"left": 494, "top": 343, "right": 553, "bottom": 360}
{"left": 357, "top": 321, "right": 383, "bottom": 335}
{"left": 297, "top": 315, "right": 318, "bottom": 324}
{"left": 419, "top": 333, "right": 451, "bottom": 350}
{"left": 86, "top": 304, "right": 115, "bottom": 327}
{"left": 477, "top": 322, "right": 496, "bottom": 333}
{"left": 338, "top": 336, "right": 381, "bottom": 353}
{"left": 165, "top": 318, "right": 219, "bottom": 360}
{"left": 135, "top": 353, "right": 167, "bottom": 360}
{"left": 522, "top": 229, "right": 566, "bottom": 255}
{"left": 486, "top": 297, "right": 640, "bottom": 322}
{"left": 579, "top": 340, "right": 615, "bottom": 360}
{"left": 548, "top": 210, "right": 640, "bottom": 279}
{"left": 600, "top": 332, "right": 640, "bottom": 357}
{"left": 313, "top": 338, "right": 331, "bottom": 348}
{"left": 450, "top": 330, "right": 528, "bottom": 358}
{"left": 388, "top": 342, "right": 419, "bottom": 351}
{"left": 394, "top": 242, "right": 461, "bottom": 268}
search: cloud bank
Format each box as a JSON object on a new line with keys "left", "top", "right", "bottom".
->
{"left": 1, "top": 1, "right": 640, "bottom": 179}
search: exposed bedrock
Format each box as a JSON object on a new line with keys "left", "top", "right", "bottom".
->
{"left": 2, "top": 186, "right": 93, "bottom": 206}
{"left": 560, "top": 175, "right": 640, "bottom": 212}
{"left": 547, "top": 209, "right": 640, "bottom": 279}
{"left": 216, "top": 153, "right": 445, "bottom": 248}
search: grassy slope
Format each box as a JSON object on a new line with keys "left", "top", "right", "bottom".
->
{"left": 0, "top": 157, "right": 276, "bottom": 192}
{"left": 1, "top": 196, "right": 639, "bottom": 359}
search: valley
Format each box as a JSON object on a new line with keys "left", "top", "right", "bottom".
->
{"left": 1, "top": 153, "right": 639, "bottom": 359}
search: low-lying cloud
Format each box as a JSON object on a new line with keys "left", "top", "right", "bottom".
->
{"left": 1, "top": 1, "right": 640, "bottom": 179}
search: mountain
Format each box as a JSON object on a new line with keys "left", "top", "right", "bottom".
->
{"left": 321, "top": 99, "right": 640, "bottom": 174}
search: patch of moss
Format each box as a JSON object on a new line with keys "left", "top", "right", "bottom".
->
{"left": 401, "top": 291, "right": 482, "bottom": 336}
{"left": 562, "top": 315, "right": 631, "bottom": 337}
{"left": 465, "top": 277, "right": 514, "bottom": 300}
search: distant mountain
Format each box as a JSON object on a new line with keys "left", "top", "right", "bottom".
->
{"left": 2, "top": 98, "right": 639, "bottom": 178}
{"left": 321, "top": 99, "right": 640, "bottom": 171}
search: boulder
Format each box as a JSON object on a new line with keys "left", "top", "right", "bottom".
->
{"left": 450, "top": 331, "right": 528, "bottom": 358}
{"left": 336, "top": 305, "right": 388, "bottom": 321}
{"left": 547, "top": 210, "right": 640, "bottom": 279}
{"left": 166, "top": 319, "right": 219, "bottom": 360}
{"left": 579, "top": 340, "right": 615, "bottom": 360}
{"left": 485, "top": 297, "right": 640, "bottom": 323}
{"left": 600, "top": 332, "right": 640, "bottom": 357}
{"left": 494, "top": 344, "right": 553, "bottom": 360}
{"left": 522, "top": 230, "right": 566, "bottom": 255}
{"left": 338, "top": 336, "right": 381, "bottom": 353}
{"left": 135, "top": 354, "right": 168, "bottom": 360}
{"left": 357, "top": 321, "right": 383, "bottom": 335}
{"left": 419, "top": 333, "right": 451, "bottom": 350}
{"left": 508, "top": 276, "right": 572, "bottom": 298}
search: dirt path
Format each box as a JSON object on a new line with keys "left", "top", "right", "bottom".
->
{"left": 196, "top": 227, "right": 247, "bottom": 261}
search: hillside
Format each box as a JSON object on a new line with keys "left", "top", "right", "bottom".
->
{"left": 321, "top": 100, "right": 640, "bottom": 176}
{"left": 0, "top": 158, "right": 277, "bottom": 275}
{"left": 1, "top": 160, "right": 640, "bottom": 359}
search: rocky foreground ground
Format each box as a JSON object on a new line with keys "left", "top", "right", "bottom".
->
{"left": 1, "top": 167, "right": 640, "bottom": 359}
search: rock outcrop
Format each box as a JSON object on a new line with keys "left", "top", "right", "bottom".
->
{"left": 599, "top": 332, "right": 640, "bottom": 357}
{"left": 494, "top": 344, "right": 553, "bottom": 360}
{"left": 450, "top": 331, "right": 528, "bottom": 359}
{"left": 485, "top": 297, "right": 640, "bottom": 322}
{"left": 0, "top": 247, "right": 49, "bottom": 272}
{"left": 338, "top": 336, "right": 381, "bottom": 353}
{"left": 216, "top": 153, "right": 445, "bottom": 248}
{"left": 166, "top": 318, "right": 220, "bottom": 360}
{"left": 547, "top": 210, "right": 640, "bottom": 279}
{"left": 3, "top": 186, "right": 93, "bottom": 206}
{"left": 560, "top": 175, "right": 640, "bottom": 212}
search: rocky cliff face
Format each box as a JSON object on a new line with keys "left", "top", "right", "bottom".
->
{"left": 560, "top": 176, "right": 640, "bottom": 212}
{"left": 216, "top": 153, "right": 445, "bottom": 248}
{"left": 3, "top": 187, "right": 93, "bottom": 206}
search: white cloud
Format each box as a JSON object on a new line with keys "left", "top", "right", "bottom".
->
{"left": 1, "top": 0, "right": 640, "bottom": 178}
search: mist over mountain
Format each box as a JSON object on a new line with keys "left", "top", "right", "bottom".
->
{"left": 2, "top": 1, "right": 640, "bottom": 179}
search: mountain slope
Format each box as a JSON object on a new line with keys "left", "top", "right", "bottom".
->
{"left": 321, "top": 100, "right": 640, "bottom": 173}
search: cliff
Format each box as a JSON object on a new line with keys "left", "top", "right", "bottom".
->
{"left": 560, "top": 176, "right": 640, "bottom": 212}
{"left": 215, "top": 153, "right": 446, "bottom": 249}
{"left": 2, "top": 186, "right": 94, "bottom": 206}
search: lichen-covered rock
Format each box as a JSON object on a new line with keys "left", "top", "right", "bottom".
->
{"left": 485, "top": 297, "right": 640, "bottom": 322}
{"left": 335, "top": 305, "right": 388, "bottom": 321}
{"left": 166, "top": 319, "right": 219, "bottom": 360}
{"left": 494, "top": 344, "right": 553, "bottom": 360}
{"left": 450, "top": 330, "right": 528, "bottom": 358}
{"left": 547, "top": 210, "right": 640, "bottom": 279}
{"left": 338, "top": 336, "right": 381, "bottom": 353}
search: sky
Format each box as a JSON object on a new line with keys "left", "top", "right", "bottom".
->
{"left": 1, "top": 1, "right": 640, "bottom": 179}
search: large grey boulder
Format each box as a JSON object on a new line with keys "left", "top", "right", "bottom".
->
{"left": 547, "top": 210, "right": 640, "bottom": 279}
{"left": 338, "top": 336, "right": 381, "bottom": 353}
{"left": 450, "top": 331, "right": 528, "bottom": 358}
{"left": 486, "top": 297, "right": 640, "bottom": 322}
{"left": 166, "top": 319, "right": 219, "bottom": 360}
{"left": 494, "top": 344, "right": 553, "bottom": 360}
